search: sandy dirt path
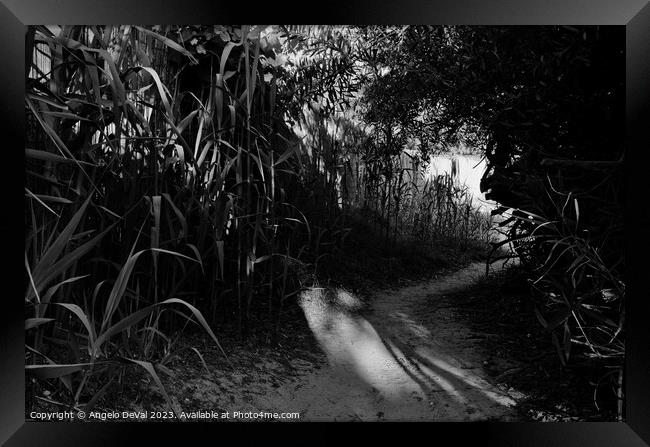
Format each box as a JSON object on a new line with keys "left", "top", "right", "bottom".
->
{"left": 235, "top": 260, "right": 522, "bottom": 421}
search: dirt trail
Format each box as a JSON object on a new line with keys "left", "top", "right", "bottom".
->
{"left": 230, "top": 260, "right": 522, "bottom": 421}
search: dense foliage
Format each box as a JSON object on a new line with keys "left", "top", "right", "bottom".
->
{"left": 25, "top": 25, "right": 623, "bottom": 418}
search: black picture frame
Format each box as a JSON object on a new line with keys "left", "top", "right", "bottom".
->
{"left": 2, "top": 1, "right": 649, "bottom": 445}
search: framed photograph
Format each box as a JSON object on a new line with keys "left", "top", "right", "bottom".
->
{"left": 2, "top": 0, "right": 649, "bottom": 445}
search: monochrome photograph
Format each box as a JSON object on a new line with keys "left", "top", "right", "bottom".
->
{"left": 25, "top": 25, "right": 625, "bottom": 422}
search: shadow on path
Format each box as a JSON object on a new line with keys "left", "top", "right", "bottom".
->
{"left": 292, "top": 260, "right": 520, "bottom": 421}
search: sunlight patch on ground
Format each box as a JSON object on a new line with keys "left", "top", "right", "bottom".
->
{"left": 298, "top": 288, "right": 423, "bottom": 399}
{"left": 333, "top": 288, "right": 365, "bottom": 312}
